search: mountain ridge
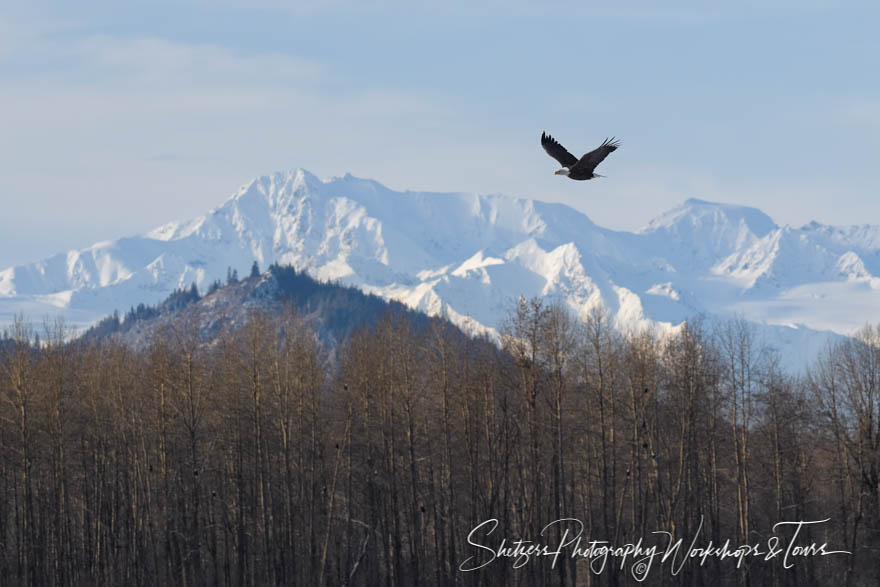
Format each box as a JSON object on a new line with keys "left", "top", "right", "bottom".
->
{"left": 2, "top": 168, "right": 877, "bottom": 370}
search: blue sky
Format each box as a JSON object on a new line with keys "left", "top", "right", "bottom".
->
{"left": 2, "top": 1, "right": 879, "bottom": 268}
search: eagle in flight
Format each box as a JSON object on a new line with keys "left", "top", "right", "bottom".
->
{"left": 541, "top": 132, "right": 620, "bottom": 180}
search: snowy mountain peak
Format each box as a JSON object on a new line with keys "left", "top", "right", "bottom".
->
{"left": 642, "top": 198, "right": 777, "bottom": 239}
{"left": 639, "top": 198, "right": 779, "bottom": 265}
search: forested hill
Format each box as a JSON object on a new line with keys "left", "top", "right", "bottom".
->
{"left": 80, "top": 262, "right": 443, "bottom": 350}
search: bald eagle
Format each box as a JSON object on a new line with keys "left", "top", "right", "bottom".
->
{"left": 541, "top": 132, "right": 620, "bottom": 180}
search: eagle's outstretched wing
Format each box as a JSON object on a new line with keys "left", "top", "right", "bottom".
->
{"left": 541, "top": 132, "right": 578, "bottom": 168}
{"left": 571, "top": 137, "right": 620, "bottom": 175}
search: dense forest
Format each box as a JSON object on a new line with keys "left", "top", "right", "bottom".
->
{"left": 0, "top": 299, "right": 878, "bottom": 585}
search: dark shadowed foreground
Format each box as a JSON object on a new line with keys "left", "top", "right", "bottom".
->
{"left": 1, "top": 298, "right": 878, "bottom": 586}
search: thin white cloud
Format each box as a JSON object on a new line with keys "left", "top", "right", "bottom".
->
{"left": 0, "top": 30, "right": 460, "bottom": 158}
{"left": 222, "top": 0, "right": 835, "bottom": 21}
{"left": 836, "top": 97, "right": 880, "bottom": 127}
{"left": 67, "top": 36, "right": 324, "bottom": 89}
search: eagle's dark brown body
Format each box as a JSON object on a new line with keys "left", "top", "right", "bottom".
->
{"left": 541, "top": 132, "right": 620, "bottom": 180}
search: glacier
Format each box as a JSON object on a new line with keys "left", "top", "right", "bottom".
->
{"left": 3, "top": 168, "right": 878, "bottom": 371}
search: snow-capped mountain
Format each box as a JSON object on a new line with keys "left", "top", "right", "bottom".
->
{"left": 2, "top": 168, "right": 877, "bottom": 370}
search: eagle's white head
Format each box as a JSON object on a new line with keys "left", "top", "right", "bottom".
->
{"left": 554, "top": 167, "right": 570, "bottom": 176}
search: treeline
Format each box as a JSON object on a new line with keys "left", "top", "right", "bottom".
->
{"left": 81, "top": 262, "right": 431, "bottom": 345}
{"left": 0, "top": 300, "right": 878, "bottom": 586}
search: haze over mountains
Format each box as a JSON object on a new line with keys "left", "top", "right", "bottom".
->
{"left": 3, "top": 168, "right": 878, "bottom": 369}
